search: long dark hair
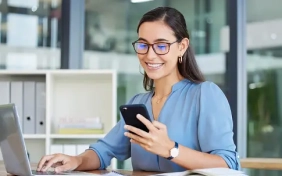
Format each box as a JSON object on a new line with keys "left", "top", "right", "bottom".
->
{"left": 137, "top": 7, "right": 205, "bottom": 91}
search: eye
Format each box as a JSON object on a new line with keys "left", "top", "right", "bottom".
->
{"left": 136, "top": 43, "right": 148, "bottom": 50}
{"left": 156, "top": 44, "right": 167, "bottom": 51}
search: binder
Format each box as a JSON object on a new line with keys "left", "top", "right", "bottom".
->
{"left": 35, "top": 82, "right": 46, "bottom": 134}
{"left": 23, "top": 82, "right": 36, "bottom": 134}
{"left": 0, "top": 82, "right": 10, "bottom": 159}
{"left": 0, "top": 81, "right": 10, "bottom": 105}
{"left": 10, "top": 82, "right": 24, "bottom": 130}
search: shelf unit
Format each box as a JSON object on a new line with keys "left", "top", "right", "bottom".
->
{"left": 0, "top": 69, "right": 118, "bottom": 169}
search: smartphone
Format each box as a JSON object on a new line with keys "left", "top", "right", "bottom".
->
{"left": 119, "top": 104, "right": 151, "bottom": 133}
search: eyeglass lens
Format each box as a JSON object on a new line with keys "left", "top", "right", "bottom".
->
{"left": 134, "top": 43, "right": 169, "bottom": 54}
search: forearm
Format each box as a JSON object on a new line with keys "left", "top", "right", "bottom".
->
{"left": 75, "top": 150, "right": 100, "bottom": 171}
{"left": 172, "top": 145, "right": 228, "bottom": 170}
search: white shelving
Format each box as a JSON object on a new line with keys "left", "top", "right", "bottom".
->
{"left": 0, "top": 69, "right": 117, "bottom": 169}
{"left": 23, "top": 134, "right": 46, "bottom": 139}
{"left": 50, "top": 134, "right": 106, "bottom": 139}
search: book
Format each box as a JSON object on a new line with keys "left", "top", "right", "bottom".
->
{"left": 153, "top": 168, "right": 247, "bottom": 176}
{"left": 57, "top": 128, "right": 104, "bottom": 134}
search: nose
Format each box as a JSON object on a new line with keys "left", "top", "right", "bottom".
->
{"left": 146, "top": 46, "right": 158, "bottom": 60}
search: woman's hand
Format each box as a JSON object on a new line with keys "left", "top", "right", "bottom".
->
{"left": 124, "top": 114, "right": 174, "bottom": 158}
{"left": 37, "top": 153, "right": 82, "bottom": 173}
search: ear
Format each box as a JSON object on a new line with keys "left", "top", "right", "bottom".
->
{"left": 178, "top": 38, "right": 189, "bottom": 56}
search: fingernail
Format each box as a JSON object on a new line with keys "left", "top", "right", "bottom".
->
{"left": 55, "top": 168, "right": 60, "bottom": 173}
{"left": 136, "top": 114, "right": 140, "bottom": 118}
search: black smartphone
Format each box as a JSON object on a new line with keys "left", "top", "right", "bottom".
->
{"left": 119, "top": 104, "right": 151, "bottom": 133}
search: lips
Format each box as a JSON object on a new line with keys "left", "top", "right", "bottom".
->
{"left": 145, "top": 62, "right": 164, "bottom": 70}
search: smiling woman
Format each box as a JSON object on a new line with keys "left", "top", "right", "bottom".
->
{"left": 36, "top": 7, "right": 240, "bottom": 173}
{"left": 133, "top": 8, "right": 205, "bottom": 92}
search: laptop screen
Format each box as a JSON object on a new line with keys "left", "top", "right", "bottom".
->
{"left": 0, "top": 104, "right": 32, "bottom": 176}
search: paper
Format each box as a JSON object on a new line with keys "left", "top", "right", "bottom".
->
{"left": 152, "top": 171, "right": 189, "bottom": 176}
{"left": 62, "top": 171, "right": 123, "bottom": 175}
{"left": 8, "top": 0, "right": 38, "bottom": 8}
{"left": 189, "top": 168, "right": 246, "bottom": 176}
{"left": 153, "top": 168, "right": 247, "bottom": 176}
{"left": 100, "top": 172, "right": 123, "bottom": 176}
{"left": 7, "top": 14, "right": 38, "bottom": 47}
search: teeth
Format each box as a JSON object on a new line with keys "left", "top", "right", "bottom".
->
{"left": 147, "top": 63, "right": 163, "bottom": 68}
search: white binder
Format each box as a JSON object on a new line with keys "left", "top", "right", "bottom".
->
{"left": 10, "top": 81, "right": 24, "bottom": 130}
{"left": 0, "top": 81, "right": 10, "bottom": 105}
{"left": 35, "top": 82, "right": 46, "bottom": 134}
{"left": 23, "top": 82, "right": 36, "bottom": 134}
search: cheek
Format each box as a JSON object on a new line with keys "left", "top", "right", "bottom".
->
{"left": 137, "top": 54, "right": 146, "bottom": 61}
{"left": 161, "top": 52, "right": 178, "bottom": 65}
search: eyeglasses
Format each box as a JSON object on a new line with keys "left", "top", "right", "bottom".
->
{"left": 132, "top": 40, "right": 178, "bottom": 55}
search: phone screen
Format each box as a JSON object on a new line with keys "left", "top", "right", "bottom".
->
{"left": 119, "top": 104, "right": 151, "bottom": 133}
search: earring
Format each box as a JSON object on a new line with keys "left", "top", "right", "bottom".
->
{"left": 178, "top": 56, "right": 183, "bottom": 63}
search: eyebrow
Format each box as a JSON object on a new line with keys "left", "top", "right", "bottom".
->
{"left": 137, "top": 37, "right": 169, "bottom": 42}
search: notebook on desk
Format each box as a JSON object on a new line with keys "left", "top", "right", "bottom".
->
{"left": 153, "top": 168, "right": 247, "bottom": 176}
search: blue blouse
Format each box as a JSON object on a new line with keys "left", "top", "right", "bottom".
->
{"left": 89, "top": 79, "right": 240, "bottom": 172}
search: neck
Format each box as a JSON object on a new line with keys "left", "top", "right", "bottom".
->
{"left": 154, "top": 71, "right": 183, "bottom": 97}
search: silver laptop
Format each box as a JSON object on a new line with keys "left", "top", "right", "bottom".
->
{"left": 0, "top": 104, "right": 95, "bottom": 176}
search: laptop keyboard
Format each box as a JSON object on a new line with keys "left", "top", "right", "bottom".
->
{"left": 32, "top": 170, "right": 67, "bottom": 175}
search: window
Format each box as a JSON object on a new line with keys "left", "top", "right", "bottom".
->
{"left": 246, "top": 0, "right": 282, "bottom": 175}
{"left": 0, "top": 0, "right": 61, "bottom": 69}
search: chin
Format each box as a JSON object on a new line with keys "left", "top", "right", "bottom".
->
{"left": 145, "top": 72, "right": 164, "bottom": 80}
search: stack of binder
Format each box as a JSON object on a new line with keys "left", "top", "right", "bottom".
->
{"left": 0, "top": 81, "right": 46, "bottom": 134}
{"left": 57, "top": 117, "right": 104, "bottom": 134}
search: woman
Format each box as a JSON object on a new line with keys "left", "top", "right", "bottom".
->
{"left": 37, "top": 7, "right": 240, "bottom": 173}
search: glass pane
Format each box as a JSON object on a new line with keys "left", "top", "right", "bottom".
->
{"left": 84, "top": 0, "right": 228, "bottom": 170}
{"left": 0, "top": 0, "right": 61, "bottom": 69}
{"left": 246, "top": 0, "right": 282, "bottom": 175}
{"left": 170, "top": 0, "right": 227, "bottom": 89}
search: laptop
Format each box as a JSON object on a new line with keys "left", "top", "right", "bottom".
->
{"left": 0, "top": 104, "right": 96, "bottom": 176}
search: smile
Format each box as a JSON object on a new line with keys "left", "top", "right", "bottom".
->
{"left": 145, "top": 62, "right": 164, "bottom": 70}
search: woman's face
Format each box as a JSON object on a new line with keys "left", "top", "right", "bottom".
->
{"left": 134, "top": 20, "right": 187, "bottom": 80}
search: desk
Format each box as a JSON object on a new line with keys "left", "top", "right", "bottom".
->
{"left": 240, "top": 158, "right": 282, "bottom": 170}
{"left": 0, "top": 161, "right": 158, "bottom": 176}
{"left": 2, "top": 158, "right": 282, "bottom": 175}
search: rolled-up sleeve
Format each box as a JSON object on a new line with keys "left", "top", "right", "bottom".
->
{"left": 198, "top": 82, "right": 240, "bottom": 170}
{"left": 89, "top": 94, "right": 139, "bottom": 169}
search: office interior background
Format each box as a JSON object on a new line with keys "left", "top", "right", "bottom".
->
{"left": 0, "top": 0, "right": 281, "bottom": 175}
